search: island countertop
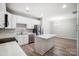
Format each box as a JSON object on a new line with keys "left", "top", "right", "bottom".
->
{"left": 36, "top": 34, "right": 56, "bottom": 39}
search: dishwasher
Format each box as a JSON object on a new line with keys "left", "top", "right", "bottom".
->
{"left": 29, "top": 34, "right": 35, "bottom": 44}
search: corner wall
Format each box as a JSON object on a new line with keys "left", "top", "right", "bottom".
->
{"left": 49, "top": 17, "right": 77, "bottom": 40}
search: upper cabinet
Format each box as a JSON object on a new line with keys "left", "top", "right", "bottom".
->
{"left": 0, "top": 3, "right": 6, "bottom": 28}
{"left": 0, "top": 3, "right": 16, "bottom": 29}
{"left": 16, "top": 15, "right": 40, "bottom": 29}
{"left": 5, "top": 12, "right": 16, "bottom": 29}
{"left": 27, "top": 19, "right": 40, "bottom": 29}
{"left": 15, "top": 15, "right": 27, "bottom": 24}
{"left": 12, "top": 15, "right": 16, "bottom": 28}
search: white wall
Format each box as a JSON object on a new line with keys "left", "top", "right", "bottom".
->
{"left": 49, "top": 16, "right": 77, "bottom": 40}
{"left": 41, "top": 17, "right": 50, "bottom": 34}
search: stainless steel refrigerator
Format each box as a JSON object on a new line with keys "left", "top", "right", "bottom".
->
{"left": 33, "top": 25, "right": 43, "bottom": 35}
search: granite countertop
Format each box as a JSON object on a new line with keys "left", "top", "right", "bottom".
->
{"left": 0, "top": 41, "right": 26, "bottom": 56}
{"left": 0, "top": 33, "right": 35, "bottom": 39}
{"left": 36, "top": 34, "right": 56, "bottom": 39}
{"left": 0, "top": 34, "right": 16, "bottom": 39}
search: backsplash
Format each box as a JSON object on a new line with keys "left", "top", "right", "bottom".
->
{"left": 15, "top": 23, "right": 33, "bottom": 35}
{"left": 26, "top": 29, "right": 33, "bottom": 33}
{"left": 0, "top": 29, "right": 33, "bottom": 35}
{"left": 15, "top": 28, "right": 33, "bottom": 35}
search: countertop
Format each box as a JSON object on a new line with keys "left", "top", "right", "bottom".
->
{"left": 36, "top": 34, "right": 56, "bottom": 39}
{"left": 0, "top": 34, "right": 16, "bottom": 39}
{"left": 0, "top": 41, "right": 26, "bottom": 56}
{"left": 0, "top": 33, "right": 35, "bottom": 39}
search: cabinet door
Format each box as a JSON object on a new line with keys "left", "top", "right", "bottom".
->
{"left": 16, "top": 36, "right": 24, "bottom": 45}
{"left": 27, "top": 21, "right": 34, "bottom": 29}
{"left": 18, "top": 37, "right": 24, "bottom": 45}
{"left": 23, "top": 35, "right": 28, "bottom": 44}
{"left": 5, "top": 12, "right": 12, "bottom": 29}
{"left": 27, "top": 18, "right": 40, "bottom": 29}
{"left": 0, "top": 14, "right": 5, "bottom": 28}
{"left": 11, "top": 15, "right": 16, "bottom": 28}
{"left": 27, "top": 18, "right": 35, "bottom": 29}
{"left": 16, "top": 35, "right": 28, "bottom": 45}
{"left": 32, "top": 19, "right": 40, "bottom": 25}
{"left": 0, "top": 3, "right": 6, "bottom": 12}
{"left": 0, "top": 3, "right": 6, "bottom": 28}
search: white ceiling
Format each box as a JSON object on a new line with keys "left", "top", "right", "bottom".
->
{"left": 6, "top": 3, "right": 77, "bottom": 18}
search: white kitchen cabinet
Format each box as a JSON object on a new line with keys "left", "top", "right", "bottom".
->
{"left": 15, "top": 35, "right": 28, "bottom": 45}
{"left": 0, "top": 14, "right": 5, "bottom": 28}
{"left": 15, "top": 15, "right": 40, "bottom": 29}
{"left": 27, "top": 21, "right": 34, "bottom": 29}
{"left": 16, "top": 15, "right": 27, "bottom": 24}
{"left": 0, "top": 3, "right": 16, "bottom": 29}
{"left": 27, "top": 18, "right": 40, "bottom": 29}
{"left": 0, "top": 3, "right": 6, "bottom": 28}
{"left": 23, "top": 36, "right": 28, "bottom": 44}
{"left": 5, "top": 12, "right": 16, "bottom": 29}
{"left": 12, "top": 15, "right": 16, "bottom": 28}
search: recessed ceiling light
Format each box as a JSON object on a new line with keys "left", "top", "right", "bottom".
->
{"left": 25, "top": 7, "right": 30, "bottom": 12}
{"left": 62, "top": 5, "right": 67, "bottom": 8}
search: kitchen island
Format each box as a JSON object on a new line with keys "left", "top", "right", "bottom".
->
{"left": 35, "top": 34, "right": 56, "bottom": 55}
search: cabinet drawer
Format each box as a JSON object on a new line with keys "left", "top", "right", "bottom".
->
{"left": 15, "top": 35, "right": 28, "bottom": 45}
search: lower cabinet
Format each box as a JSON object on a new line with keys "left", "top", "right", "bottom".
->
{"left": 15, "top": 35, "right": 28, "bottom": 45}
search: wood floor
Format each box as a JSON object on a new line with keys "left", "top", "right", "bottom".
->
{"left": 20, "top": 37, "right": 77, "bottom": 56}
